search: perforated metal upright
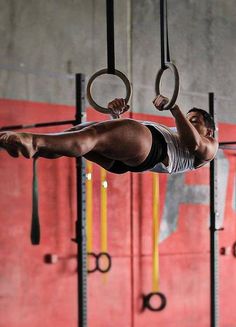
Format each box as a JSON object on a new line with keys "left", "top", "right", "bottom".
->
{"left": 209, "top": 92, "right": 219, "bottom": 327}
{"left": 74, "top": 73, "right": 87, "bottom": 327}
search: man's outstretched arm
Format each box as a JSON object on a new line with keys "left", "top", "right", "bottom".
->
{"left": 153, "top": 95, "right": 218, "bottom": 162}
{"left": 170, "top": 105, "right": 217, "bottom": 161}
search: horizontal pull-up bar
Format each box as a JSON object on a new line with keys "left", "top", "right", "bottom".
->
{"left": 0, "top": 119, "right": 75, "bottom": 131}
{"left": 219, "top": 141, "right": 236, "bottom": 146}
{"left": 219, "top": 141, "right": 236, "bottom": 150}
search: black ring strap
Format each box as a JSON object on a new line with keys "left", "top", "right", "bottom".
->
{"left": 31, "top": 157, "right": 40, "bottom": 245}
{"left": 106, "top": 0, "right": 115, "bottom": 74}
{"left": 160, "top": 0, "right": 170, "bottom": 69}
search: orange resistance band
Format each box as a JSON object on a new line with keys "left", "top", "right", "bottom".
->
{"left": 152, "top": 173, "right": 160, "bottom": 292}
{"left": 100, "top": 168, "right": 108, "bottom": 253}
{"left": 86, "top": 161, "right": 93, "bottom": 253}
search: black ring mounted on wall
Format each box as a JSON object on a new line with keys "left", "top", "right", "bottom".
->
{"left": 87, "top": 252, "right": 112, "bottom": 273}
{"left": 31, "top": 157, "right": 40, "bottom": 245}
{"left": 232, "top": 242, "right": 236, "bottom": 257}
{"left": 142, "top": 292, "right": 167, "bottom": 312}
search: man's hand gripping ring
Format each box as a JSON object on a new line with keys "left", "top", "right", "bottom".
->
{"left": 87, "top": 69, "right": 132, "bottom": 115}
{"left": 155, "top": 62, "right": 179, "bottom": 110}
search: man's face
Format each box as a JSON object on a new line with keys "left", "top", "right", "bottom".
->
{"left": 186, "top": 111, "right": 210, "bottom": 136}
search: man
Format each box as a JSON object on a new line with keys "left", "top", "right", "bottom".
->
{"left": 0, "top": 95, "right": 218, "bottom": 174}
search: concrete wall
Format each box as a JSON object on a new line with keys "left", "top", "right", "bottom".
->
{"left": 0, "top": 0, "right": 130, "bottom": 108}
{"left": 1, "top": 0, "right": 236, "bottom": 122}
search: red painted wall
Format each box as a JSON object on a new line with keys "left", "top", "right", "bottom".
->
{"left": 0, "top": 99, "right": 236, "bottom": 327}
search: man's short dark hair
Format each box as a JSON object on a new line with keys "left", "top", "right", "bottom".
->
{"left": 187, "top": 107, "right": 216, "bottom": 131}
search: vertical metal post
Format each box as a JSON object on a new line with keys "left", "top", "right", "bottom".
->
{"left": 209, "top": 92, "right": 219, "bottom": 327}
{"left": 74, "top": 73, "right": 87, "bottom": 327}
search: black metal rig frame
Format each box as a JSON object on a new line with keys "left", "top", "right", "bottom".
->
{"left": 209, "top": 92, "right": 219, "bottom": 327}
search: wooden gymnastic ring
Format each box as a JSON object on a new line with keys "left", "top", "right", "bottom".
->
{"left": 86, "top": 68, "right": 132, "bottom": 114}
{"left": 142, "top": 292, "right": 167, "bottom": 311}
{"left": 155, "top": 62, "right": 179, "bottom": 110}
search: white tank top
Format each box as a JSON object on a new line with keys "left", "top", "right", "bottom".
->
{"left": 141, "top": 121, "right": 196, "bottom": 174}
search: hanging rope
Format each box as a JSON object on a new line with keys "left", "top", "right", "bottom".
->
{"left": 155, "top": 0, "right": 179, "bottom": 110}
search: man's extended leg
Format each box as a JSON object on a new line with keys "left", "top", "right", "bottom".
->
{"left": 41, "top": 121, "right": 116, "bottom": 169}
{"left": 0, "top": 119, "right": 153, "bottom": 167}
{"left": 0, "top": 121, "right": 100, "bottom": 159}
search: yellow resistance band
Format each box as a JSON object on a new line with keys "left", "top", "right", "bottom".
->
{"left": 152, "top": 173, "right": 160, "bottom": 292}
{"left": 86, "top": 161, "right": 93, "bottom": 253}
{"left": 100, "top": 168, "right": 108, "bottom": 253}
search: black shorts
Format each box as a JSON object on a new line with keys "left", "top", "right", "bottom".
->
{"left": 107, "top": 125, "right": 167, "bottom": 174}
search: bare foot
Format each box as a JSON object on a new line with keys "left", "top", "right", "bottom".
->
{"left": 0, "top": 132, "right": 20, "bottom": 157}
{"left": 0, "top": 132, "right": 37, "bottom": 158}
